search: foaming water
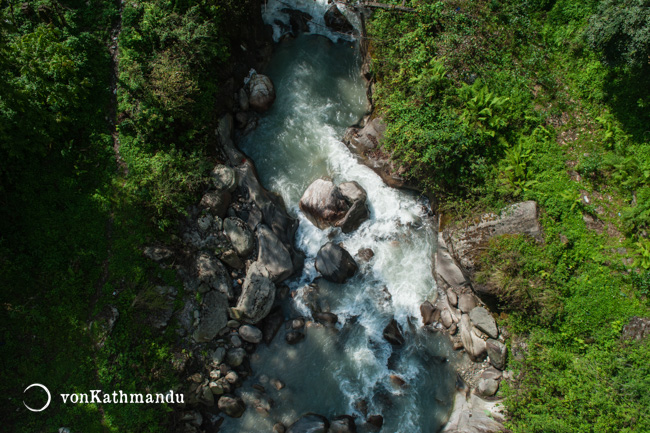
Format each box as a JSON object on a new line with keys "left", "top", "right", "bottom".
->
{"left": 219, "top": 13, "right": 455, "bottom": 433}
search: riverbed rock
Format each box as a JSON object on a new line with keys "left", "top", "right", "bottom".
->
{"left": 313, "top": 311, "right": 338, "bottom": 326}
{"left": 420, "top": 300, "right": 437, "bottom": 326}
{"left": 200, "top": 190, "right": 230, "bottom": 218}
{"left": 383, "top": 318, "right": 405, "bottom": 346}
{"left": 226, "top": 348, "right": 246, "bottom": 367}
{"left": 469, "top": 306, "right": 499, "bottom": 339}
{"left": 315, "top": 242, "right": 358, "bottom": 283}
{"left": 324, "top": 4, "right": 354, "bottom": 35}
{"left": 281, "top": 8, "right": 313, "bottom": 34}
{"left": 343, "top": 117, "right": 409, "bottom": 189}
{"left": 248, "top": 74, "right": 276, "bottom": 112}
{"left": 235, "top": 263, "right": 276, "bottom": 324}
{"left": 300, "top": 179, "right": 350, "bottom": 229}
{"left": 285, "top": 330, "right": 305, "bottom": 345}
{"left": 441, "top": 309, "right": 454, "bottom": 328}
{"left": 458, "top": 294, "right": 476, "bottom": 313}
{"left": 239, "top": 324, "right": 263, "bottom": 344}
{"left": 357, "top": 248, "right": 374, "bottom": 262}
{"left": 193, "top": 291, "right": 229, "bottom": 343}
{"left": 329, "top": 415, "right": 356, "bottom": 433}
{"left": 218, "top": 395, "right": 246, "bottom": 418}
{"left": 195, "top": 252, "right": 233, "bottom": 299}
{"left": 476, "top": 378, "right": 500, "bottom": 397}
{"left": 211, "top": 164, "right": 237, "bottom": 193}
{"left": 257, "top": 224, "right": 293, "bottom": 282}
{"left": 287, "top": 413, "right": 329, "bottom": 433}
{"left": 441, "top": 392, "right": 505, "bottom": 433}
{"left": 459, "top": 314, "right": 486, "bottom": 360}
{"left": 223, "top": 217, "right": 254, "bottom": 258}
{"left": 336, "top": 181, "right": 370, "bottom": 233}
{"left": 366, "top": 415, "right": 383, "bottom": 430}
{"left": 486, "top": 339, "right": 507, "bottom": 370}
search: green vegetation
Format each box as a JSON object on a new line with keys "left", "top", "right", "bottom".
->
{"left": 368, "top": 0, "right": 650, "bottom": 431}
{"left": 0, "top": 0, "right": 255, "bottom": 431}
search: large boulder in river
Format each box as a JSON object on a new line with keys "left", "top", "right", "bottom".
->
{"left": 235, "top": 263, "right": 276, "bottom": 324}
{"left": 257, "top": 224, "right": 293, "bottom": 282}
{"left": 315, "top": 242, "right": 358, "bottom": 283}
{"left": 193, "top": 291, "right": 229, "bottom": 343}
{"left": 248, "top": 74, "right": 276, "bottom": 112}
{"left": 324, "top": 4, "right": 354, "bottom": 35}
{"left": 287, "top": 413, "right": 329, "bottom": 433}
{"left": 300, "top": 179, "right": 369, "bottom": 232}
{"left": 300, "top": 179, "right": 349, "bottom": 229}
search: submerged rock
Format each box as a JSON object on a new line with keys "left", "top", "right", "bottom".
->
{"left": 218, "top": 395, "right": 246, "bottom": 418}
{"left": 286, "top": 413, "right": 329, "bottom": 433}
{"left": 329, "top": 415, "right": 356, "bottom": 433}
{"left": 383, "top": 318, "right": 405, "bottom": 346}
{"left": 315, "top": 242, "right": 358, "bottom": 283}
{"left": 324, "top": 4, "right": 354, "bottom": 35}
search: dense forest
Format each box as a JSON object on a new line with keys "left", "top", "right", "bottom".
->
{"left": 1, "top": 0, "right": 649, "bottom": 432}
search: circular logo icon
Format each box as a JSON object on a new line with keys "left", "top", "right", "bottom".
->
{"left": 23, "top": 383, "right": 51, "bottom": 412}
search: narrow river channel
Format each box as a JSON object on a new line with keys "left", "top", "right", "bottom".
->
{"left": 221, "top": 2, "right": 456, "bottom": 431}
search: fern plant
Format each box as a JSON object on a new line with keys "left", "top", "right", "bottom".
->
{"left": 459, "top": 80, "right": 510, "bottom": 138}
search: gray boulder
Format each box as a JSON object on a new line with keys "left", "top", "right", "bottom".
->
{"left": 223, "top": 217, "right": 254, "bottom": 258}
{"left": 226, "top": 348, "right": 246, "bottom": 367}
{"left": 300, "top": 179, "right": 349, "bottom": 229}
{"left": 469, "top": 306, "right": 498, "bottom": 339}
{"left": 248, "top": 74, "right": 276, "bottom": 112}
{"left": 257, "top": 224, "right": 293, "bottom": 282}
{"left": 211, "top": 164, "right": 237, "bottom": 193}
{"left": 315, "top": 242, "right": 358, "bottom": 283}
{"left": 218, "top": 395, "right": 246, "bottom": 418}
{"left": 235, "top": 263, "right": 276, "bottom": 324}
{"left": 193, "top": 291, "right": 229, "bottom": 343}
{"left": 486, "top": 339, "right": 507, "bottom": 370}
{"left": 476, "top": 378, "right": 499, "bottom": 397}
{"left": 287, "top": 413, "right": 329, "bottom": 433}
{"left": 458, "top": 294, "right": 476, "bottom": 313}
{"left": 200, "top": 190, "right": 230, "bottom": 218}
{"left": 239, "top": 324, "right": 263, "bottom": 344}
{"left": 459, "top": 314, "right": 486, "bottom": 361}
{"left": 195, "top": 252, "right": 233, "bottom": 299}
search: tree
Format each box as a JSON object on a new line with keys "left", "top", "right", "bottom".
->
{"left": 585, "top": 0, "right": 650, "bottom": 68}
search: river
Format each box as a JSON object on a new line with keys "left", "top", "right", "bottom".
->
{"left": 220, "top": 2, "right": 455, "bottom": 431}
